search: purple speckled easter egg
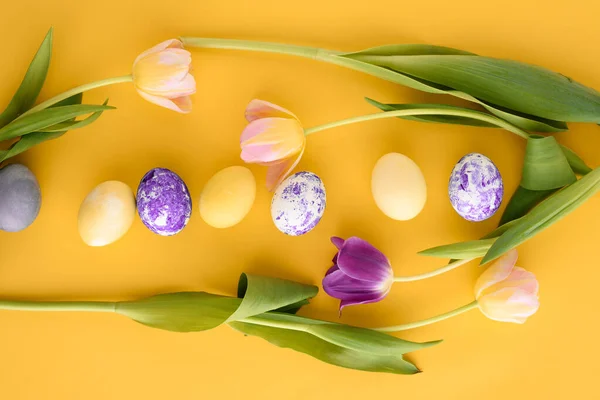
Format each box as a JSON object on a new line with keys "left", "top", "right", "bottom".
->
{"left": 271, "top": 171, "right": 326, "bottom": 236}
{"left": 448, "top": 153, "right": 503, "bottom": 222}
{"left": 136, "top": 168, "right": 192, "bottom": 236}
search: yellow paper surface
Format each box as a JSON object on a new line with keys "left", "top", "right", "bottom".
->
{"left": 0, "top": 0, "right": 599, "bottom": 398}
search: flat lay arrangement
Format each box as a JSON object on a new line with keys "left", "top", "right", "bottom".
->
{"left": 1, "top": 4, "right": 599, "bottom": 398}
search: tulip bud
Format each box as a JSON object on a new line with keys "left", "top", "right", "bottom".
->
{"left": 474, "top": 249, "right": 539, "bottom": 324}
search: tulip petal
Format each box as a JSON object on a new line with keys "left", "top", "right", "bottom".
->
{"left": 265, "top": 147, "right": 304, "bottom": 191}
{"left": 340, "top": 289, "right": 390, "bottom": 311}
{"left": 136, "top": 90, "right": 192, "bottom": 113}
{"left": 245, "top": 99, "right": 299, "bottom": 122}
{"left": 241, "top": 117, "right": 305, "bottom": 164}
{"left": 474, "top": 249, "right": 518, "bottom": 298}
{"left": 133, "top": 39, "right": 184, "bottom": 66}
{"left": 337, "top": 237, "right": 393, "bottom": 282}
{"left": 322, "top": 267, "right": 390, "bottom": 300}
{"left": 133, "top": 49, "right": 193, "bottom": 95}
{"left": 497, "top": 266, "right": 539, "bottom": 296}
{"left": 331, "top": 237, "right": 345, "bottom": 250}
{"left": 478, "top": 287, "right": 539, "bottom": 324}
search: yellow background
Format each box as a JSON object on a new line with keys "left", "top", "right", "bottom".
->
{"left": 1, "top": 0, "right": 599, "bottom": 398}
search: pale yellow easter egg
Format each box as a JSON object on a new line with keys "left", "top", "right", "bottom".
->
{"left": 78, "top": 181, "right": 136, "bottom": 246}
{"left": 371, "top": 153, "right": 427, "bottom": 221}
{"left": 200, "top": 166, "right": 256, "bottom": 228}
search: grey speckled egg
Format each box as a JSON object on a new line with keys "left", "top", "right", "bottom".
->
{"left": 271, "top": 171, "right": 326, "bottom": 236}
{"left": 449, "top": 153, "right": 503, "bottom": 222}
{"left": 136, "top": 168, "right": 192, "bottom": 236}
{"left": 0, "top": 163, "right": 41, "bottom": 232}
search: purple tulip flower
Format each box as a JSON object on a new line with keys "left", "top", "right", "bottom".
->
{"left": 322, "top": 236, "right": 394, "bottom": 312}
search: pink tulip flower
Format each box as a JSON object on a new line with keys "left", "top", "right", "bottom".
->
{"left": 132, "top": 39, "right": 196, "bottom": 113}
{"left": 475, "top": 249, "right": 539, "bottom": 324}
{"left": 240, "top": 99, "right": 306, "bottom": 190}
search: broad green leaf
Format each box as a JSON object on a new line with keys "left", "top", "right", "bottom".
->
{"left": 0, "top": 28, "right": 53, "bottom": 129}
{"left": 116, "top": 292, "right": 242, "bottom": 332}
{"left": 561, "top": 145, "right": 592, "bottom": 175}
{"left": 483, "top": 167, "right": 600, "bottom": 264}
{"left": 0, "top": 104, "right": 114, "bottom": 141}
{"left": 344, "top": 52, "right": 600, "bottom": 123}
{"left": 521, "top": 136, "right": 576, "bottom": 190}
{"left": 499, "top": 186, "right": 556, "bottom": 226}
{"left": 418, "top": 238, "right": 495, "bottom": 259}
{"left": 227, "top": 273, "right": 318, "bottom": 322}
{"left": 365, "top": 98, "right": 497, "bottom": 127}
{"left": 244, "top": 312, "right": 440, "bottom": 356}
{"left": 229, "top": 321, "right": 421, "bottom": 375}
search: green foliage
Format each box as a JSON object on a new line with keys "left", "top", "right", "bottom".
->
{"left": 0, "top": 28, "right": 53, "bottom": 128}
{"left": 521, "top": 136, "right": 576, "bottom": 190}
{"left": 483, "top": 167, "right": 600, "bottom": 264}
{"left": 116, "top": 274, "right": 440, "bottom": 374}
{"left": 343, "top": 45, "right": 600, "bottom": 125}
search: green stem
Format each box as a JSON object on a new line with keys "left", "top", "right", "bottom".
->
{"left": 374, "top": 301, "right": 479, "bottom": 332}
{"left": 20, "top": 74, "right": 133, "bottom": 118}
{"left": 393, "top": 258, "right": 474, "bottom": 282}
{"left": 181, "top": 37, "right": 341, "bottom": 60}
{"left": 0, "top": 300, "right": 116, "bottom": 313}
{"left": 180, "top": 37, "right": 385, "bottom": 81}
{"left": 304, "top": 109, "right": 530, "bottom": 139}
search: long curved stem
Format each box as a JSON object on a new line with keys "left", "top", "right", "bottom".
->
{"left": 374, "top": 301, "right": 479, "bottom": 332}
{"left": 304, "top": 109, "right": 530, "bottom": 139}
{"left": 0, "top": 300, "right": 116, "bottom": 312}
{"left": 393, "top": 258, "right": 474, "bottom": 283}
{"left": 20, "top": 74, "right": 133, "bottom": 118}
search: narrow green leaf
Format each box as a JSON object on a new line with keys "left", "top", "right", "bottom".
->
{"left": 227, "top": 273, "right": 318, "bottom": 322}
{"left": 365, "top": 98, "right": 497, "bottom": 127}
{"left": 499, "top": 186, "right": 556, "bottom": 226}
{"left": 230, "top": 321, "right": 421, "bottom": 375}
{"left": 344, "top": 53, "right": 600, "bottom": 123}
{"left": 117, "top": 292, "right": 242, "bottom": 332}
{"left": 0, "top": 93, "right": 85, "bottom": 163}
{"left": 521, "top": 136, "right": 576, "bottom": 190}
{"left": 483, "top": 218, "right": 524, "bottom": 239}
{"left": 0, "top": 131, "right": 65, "bottom": 163}
{"left": 343, "top": 43, "right": 476, "bottom": 57}
{"left": 0, "top": 104, "right": 114, "bottom": 141}
{"left": 483, "top": 167, "right": 600, "bottom": 264}
{"left": 561, "top": 145, "right": 592, "bottom": 175}
{"left": 36, "top": 99, "right": 109, "bottom": 133}
{"left": 449, "top": 91, "right": 568, "bottom": 133}
{"left": 0, "top": 28, "right": 53, "bottom": 128}
{"left": 418, "top": 238, "right": 496, "bottom": 259}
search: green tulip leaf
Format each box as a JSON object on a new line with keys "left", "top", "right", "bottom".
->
{"left": 0, "top": 28, "right": 53, "bottom": 129}
{"left": 0, "top": 93, "right": 84, "bottom": 163}
{"left": 418, "top": 238, "right": 495, "bottom": 259}
{"left": 365, "top": 98, "right": 497, "bottom": 127}
{"left": 229, "top": 321, "right": 421, "bottom": 375}
{"left": 521, "top": 136, "right": 576, "bottom": 190}
{"left": 561, "top": 145, "right": 593, "bottom": 175}
{"left": 114, "top": 273, "right": 439, "bottom": 375}
{"left": 483, "top": 167, "right": 600, "bottom": 264}
{"left": 499, "top": 186, "right": 556, "bottom": 226}
{"left": 37, "top": 99, "right": 108, "bottom": 133}
{"left": 343, "top": 51, "right": 600, "bottom": 123}
{"left": 0, "top": 104, "right": 114, "bottom": 141}
{"left": 227, "top": 273, "right": 318, "bottom": 322}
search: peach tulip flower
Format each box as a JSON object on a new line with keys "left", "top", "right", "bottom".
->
{"left": 240, "top": 99, "right": 306, "bottom": 190}
{"left": 474, "top": 249, "right": 539, "bottom": 324}
{"left": 132, "top": 39, "right": 196, "bottom": 113}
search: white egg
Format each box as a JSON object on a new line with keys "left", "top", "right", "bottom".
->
{"left": 371, "top": 153, "right": 427, "bottom": 221}
{"left": 271, "top": 172, "right": 326, "bottom": 236}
